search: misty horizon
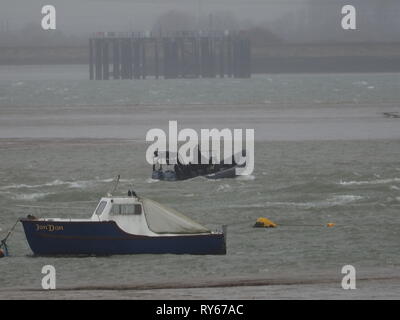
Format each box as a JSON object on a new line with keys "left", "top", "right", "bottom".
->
{"left": 0, "top": 0, "right": 399, "bottom": 46}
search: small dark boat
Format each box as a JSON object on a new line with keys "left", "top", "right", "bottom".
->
{"left": 151, "top": 149, "right": 245, "bottom": 181}
{"left": 383, "top": 112, "right": 400, "bottom": 119}
{"left": 20, "top": 190, "right": 226, "bottom": 256}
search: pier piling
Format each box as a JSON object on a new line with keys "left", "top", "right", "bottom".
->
{"left": 89, "top": 31, "right": 251, "bottom": 80}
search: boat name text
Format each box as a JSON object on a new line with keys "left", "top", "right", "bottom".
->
{"left": 36, "top": 224, "right": 64, "bottom": 232}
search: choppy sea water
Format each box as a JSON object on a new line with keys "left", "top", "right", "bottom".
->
{"left": 0, "top": 65, "right": 399, "bottom": 299}
{"left": 0, "top": 65, "right": 399, "bottom": 106}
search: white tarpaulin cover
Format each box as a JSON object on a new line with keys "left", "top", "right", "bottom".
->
{"left": 142, "top": 198, "right": 210, "bottom": 234}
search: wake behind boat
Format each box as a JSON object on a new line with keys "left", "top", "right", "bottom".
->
{"left": 20, "top": 181, "right": 226, "bottom": 256}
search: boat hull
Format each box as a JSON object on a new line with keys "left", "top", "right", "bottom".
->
{"left": 20, "top": 219, "right": 226, "bottom": 256}
{"left": 152, "top": 165, "right": 241, "bottom": 181}
{"left": 206, "top": 166, "right": 238, "bottom": 179}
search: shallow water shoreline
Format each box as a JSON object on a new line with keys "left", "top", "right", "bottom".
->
{"left": 0, "top": 102, "right": 399, "bottom": 141}
{"left": 2, "top": 276, "right": 399, "bottom": 300}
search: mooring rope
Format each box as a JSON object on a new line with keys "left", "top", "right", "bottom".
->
{"left": 0, "top": 218, "right": 21, "bottom": 257}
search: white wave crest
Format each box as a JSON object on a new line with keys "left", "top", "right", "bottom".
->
{"left": 0, "top": 179, "right": 65, "bottom": 190}
{"left": 0, "top": 177, "right": 132, "bottom": 191}
{"left": 216, "top": 184, "right": 232, "bottom": 192}
{"left": 228, "top": 195, "right": 363, "bottom": 209}
{"left": 236, "top": 175, "right": 255, "bottom": 181}
{"left": 184, "top": 193, "right": 195, "bottom": 197}
{"left": 146, "top": 178, "right": 159, "bottom": 183}
{"left": 339, "top": 178, "right": 400, "bottom": 186}
{"left": 12, "top": 192, "right": 52, "bottom": 201}
{"left": 265, "top": 195, "right": 363, "bottom": 209}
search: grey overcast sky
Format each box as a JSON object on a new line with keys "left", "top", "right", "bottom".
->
{"left": 0, "top": 0, "right": 334, "bottom": 34}
{"left": 0, "top": 0, "right": 399, "bottom": 42}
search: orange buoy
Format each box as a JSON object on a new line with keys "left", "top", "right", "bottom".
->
{"left": 254, "top": 217, "right": 277, "bottom": 228}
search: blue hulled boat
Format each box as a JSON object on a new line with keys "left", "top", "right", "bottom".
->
{"left": 21, "top": 193, "right": 226, "bottom": 256}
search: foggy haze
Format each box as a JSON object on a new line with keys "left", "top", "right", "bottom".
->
{"left": 0, "top": 0, "right": 399, "bottom": 45}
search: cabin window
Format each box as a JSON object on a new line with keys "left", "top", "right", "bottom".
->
{"left": 134, "top": 204, "right": 142, "bottom": 215}
{"left": 111, "top": 204, "right": 142, "bottom": 215}
{"left": 95, "top": 201, "right": 107, "bottom": 215}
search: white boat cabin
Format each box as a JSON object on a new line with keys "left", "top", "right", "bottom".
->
{"left": 40, "top": 195, "right": 212, "bottom": 237}
{"left": 91, "top": 196, "right": 154, "bottom": 236}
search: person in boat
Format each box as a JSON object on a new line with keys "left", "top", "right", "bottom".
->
{"left": 127, "top": 190, "right": 137, "bottom": 197}
{"left": 152, "top": 149, "right": 163, "bottom": 172}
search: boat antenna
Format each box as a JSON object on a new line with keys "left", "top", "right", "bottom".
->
{"left": 130, "top": 185, "right": 137, "bottom": 197}
{"left": 107, "top": 174, "right": 120, "bottom": 197}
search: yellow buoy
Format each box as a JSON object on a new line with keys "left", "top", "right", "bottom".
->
{"left": 254, "top": 217, "right": 277, "bottom": 228}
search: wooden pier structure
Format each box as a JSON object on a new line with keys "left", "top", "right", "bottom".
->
{"left": 89, "top": 31, "right": 251, "bottom": 80}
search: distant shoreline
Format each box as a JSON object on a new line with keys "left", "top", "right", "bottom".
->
{"left": 1, "top": 59, "right": 400, "bottom": 74}
{"left": 1, "top": 43, "right": 400, "bottom": 73}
